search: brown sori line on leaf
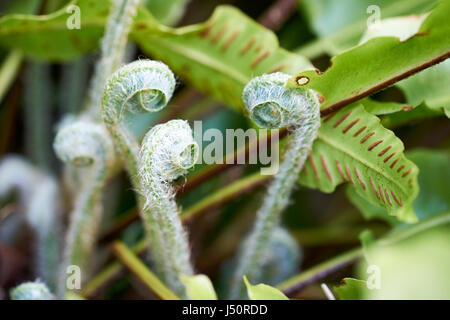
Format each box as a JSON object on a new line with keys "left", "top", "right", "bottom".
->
{"left": 397, "top": 165, "right": 405, "bottom": 173}
{"left": 212, "top": 24, "right": 229, "bottom": 43}
{"left": 320, "top": 155, "right": 333, "bottom": 182}
{"left": 378, "top": 185, "right": 385, "bottom": 203}
{"left": 240, "top": 38, "right": 255, "bottom": 55}
{"left": 389, "top": 158, "right": 399, "bottom": 168}
{"left": 384, "top": 189, "right": 392, "bottom": 206}
{"left": 345, "top": 167, "right": 354, "bottom": 184}
{"left": 335, "top": 160, "right": 346, "bottom": 182}
{"left": 342, "top": 118, "right": 360, "bottom": 133}
{"left": 201, "top": 22, "right": 215, "bottom": 38}
{"left": 360, "top": 132, "right": 375, "bottom": 144}
{"left": 368, "top": 140, "right": 383, "bottom": 151}
{"left": 251, "top": 51, "right": 270, "bottom": 68}
{"left": 221, "top": 30, "right": 240, "bottom": 51}
{"left": 268, "top": 65, "right": 285, "bottom": 73}
{"left": 354, "top": 167, "right": 366, "bottom": 190}
{"left": 353, "top": 126, "right": 367, "bottom": 137}
{"left": 391, "top": 190, "right": 403, "bottom": 206}
{"left": 369, "top": 178, "right": 379, "bottom": 199}
{"left": 333, "top": 111, "right": 352, "bottom": 128}
{"left": 308, "top": 155, "right": 320, "bottom": 181}
{"left": 323, "top": 111, "right": 336, "bottom": 122}
{"left": 384, "top": 153, "right": 396, "bottom": 163}
{"left": 402, "top": 168, "right": 412, "bottom": 178}
{"left": 378, "top": 146, "right": 391, "bottom": 157}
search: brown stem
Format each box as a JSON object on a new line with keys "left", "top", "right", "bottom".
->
{"left": 259, "top": 0, "right": 298, "bottom": 31}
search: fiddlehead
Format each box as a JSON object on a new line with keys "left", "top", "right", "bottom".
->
{"left": 0, "top": 155, "right": 40, "bottom": 201}
{"left": 86, "top": 0, "right": 141, "bottom": 119}
{"left": 257, "top": 227, "right": 301, "bottom": 286}
{"left": 228, "top": 72, "right": 320, "bottom": 299}
{"left": 139, "top": 119, "right": 199, "bottom": 297}
{"left": 0, "top": 156, "right": 62, "bottom": 292}
{"left": 53, "top": 120, "right": 115, "bottom": 295}
{"left": 53, "top": 0, "right": 140, "bottom": 293}
{"left": 10, "top": 281, "right": 54, "bottom": 300}
{"left": 102, "top": 59, "right": 176, "bottom": 184}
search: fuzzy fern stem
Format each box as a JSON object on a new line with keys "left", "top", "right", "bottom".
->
{"left": 53, "top": 120, "right": 115, "bottom": 296}
{"left": 86, "top": 0, "right": 141, "bottom": 119}
{"left": 228, "top": 72, "right": 321, "bottom": 299}
{"left": 0, "top": 156, "right": 62, "bottom": 293}
{"left": 139, "top": 119, "right": 198, "bottom": 297}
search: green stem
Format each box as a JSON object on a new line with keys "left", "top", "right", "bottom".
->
{"left": 59, "top": 57, "right": 89, "bottom": 115}
{"left": 112, "top": 241, "right": 180, "bottom": 300}
{"left": 24, "top": 62, "right": 54, "bottom": 171}
{"left": 81, "top": 240, "right": 147, "bottom": 298}
{"left": 0, "top": 51, "right": 23, "bottom": 104}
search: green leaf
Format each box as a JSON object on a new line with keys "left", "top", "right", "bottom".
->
{"left": 380, "top": 102, "right": 444, "bottom": 129}
{"left": 334, "top": 278, "right": 367, "bottom": 300}
{"left": 243, "top": 276, "right": 289, "bottom": 300}
{"left": 132, "top": 5, "right": 312, "bottom": 112}
{"left": 357, "top": 228, "right": 450, "bottom": 299}
{"left": 360, "top": 14, "right": 450, "bottom": 118}
{"left": 397, "top": 59, "right": 450, "bottom": 118}
{"left": 133, "top": 7, "right": 422, "bottom": 221}
{"left": 298, "top": 0, "right": 437, "bottom": 58}
{"left": 299, "top": 104, "right": 419, "bottom": 223}
{"left": 1, "top": 0, "right": 42, "bottom": 15}
{"left": 347, "top": 149, "right": 450, "bottom": 223}
{"left": 146, "top": 0, "right": 190, "bottom": 26}
{"left": 359, "top": 14, "right": 426, "bottom": 44}
{"left": 359, "top": 230, "right": 376, "bottom": 249}
{"left": 0, "top": 0, "right": 41, "bottom": 102}
{"left": 360, "top": 98, "right": 412, "bottom": 116}
{"left": 180, "top": 274, "right": 218, "bottom": 300}
{"left": 0, "top": 0, "right": 108, "bottom": 61}
{"left": 287, "top": 0, "right": 450, "bottom": 114}
{"left": 345, "top": 186, "right": 398, "bottom": 225}
{"left": 407, "top": 149, "right": 450, "bottom": 220}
